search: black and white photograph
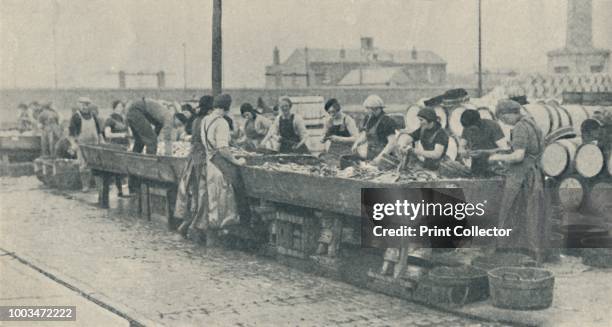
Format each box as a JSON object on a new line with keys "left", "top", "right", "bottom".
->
{"left": 0, "top": 0, "right": 611, "bottom": 326}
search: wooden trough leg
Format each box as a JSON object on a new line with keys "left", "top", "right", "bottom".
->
{"left": 95, "top": 172, "right": 112, "bottom": 209}
{"left": 140, "top": 182, "right": 151, "bottom": 221}
{"left": 166, "top": 186, "right": 179, "bottom": 230}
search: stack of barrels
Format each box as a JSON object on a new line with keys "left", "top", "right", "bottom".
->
{"left": 503, "top": 73, "right": 612, "bottom": 100}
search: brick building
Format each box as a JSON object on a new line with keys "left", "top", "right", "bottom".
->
{"left": 265, "top": 37, "right": 446, "bottom": 88}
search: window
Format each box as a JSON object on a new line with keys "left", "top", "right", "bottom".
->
{"left": 591, "top": 65, "right": 604, "bottom": 73}
{"left": 554, "top": 66, "right": 570, "bottom": 74}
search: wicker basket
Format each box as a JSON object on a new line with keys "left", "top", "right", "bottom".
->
{"left": 415, "top": 265, "right": 489, "bottom": 308}
{"left": 488, "top": 267, "right": 554, "bottom": 310}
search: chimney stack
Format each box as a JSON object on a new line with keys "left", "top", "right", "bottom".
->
{"left": 360, "top": 37, "right": 373, "bottom": 51}
{"left": 566, "top": 0, "right": 593, "bottom": 49}
{"left": 118, "top": 71, "right": 126, "bottom": 89}
{"left": 273, "top": 46, "right": 280, "bottom": 65}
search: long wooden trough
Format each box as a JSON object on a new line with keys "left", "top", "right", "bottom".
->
{"left": 0, "top": 134, "right": 41, "bottom": 163}
{"left": 80, "top": 144, "right": 505, "bottom": 217}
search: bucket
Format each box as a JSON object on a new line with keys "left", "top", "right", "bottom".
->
{"left": 581, "top": 236, "right": 612, "bottom": 268}
{"left": 488, "top": 267, "right": 554, "bottom": 310}
{"left": 416, "top": 265, "right": 489, "bottom": 307}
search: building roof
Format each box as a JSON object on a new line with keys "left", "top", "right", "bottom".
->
{"left": 547, "top": 47, "right": 611, "bottom": 56}
{"left": 266, "top": 47, "right": 446, "bottom": 75}
{"left": 337, "top": 67, "right": 412, "bottom": 86}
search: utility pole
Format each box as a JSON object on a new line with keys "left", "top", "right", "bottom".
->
{"left": 477, "top": 0, "right": 483, "bottom": 97}
{"left": 183, "top": 42, "right": 187, "bottom": 90}
{"left": 212, "top": 0, "right": 222, "bottom": 96}
{"left": 304, "top": 46, "right": 310, "bottom": 87}
{"left": 52, "top": 0, "right": 59, "bottom": 91}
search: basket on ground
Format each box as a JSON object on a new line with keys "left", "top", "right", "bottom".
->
{"left": 488, "top": 267, "right": 554, "bottom": 310}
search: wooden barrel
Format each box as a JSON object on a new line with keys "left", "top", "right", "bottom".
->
{"left": 541, "top": 139, "right": 580, "bottom": 177}
{"left": 446, "top": 135, "right": 459, "bottom": 161}
{"left": 607, "top": 150, "right": 612, "bottom": 176}
{"left": 558, "top": 177, "right": 585, "bottom": 212}
{"left": 562, "top": 105, "right": 591, "bottom": 134}
{"left": 404, "top": 104, "right": 422, "bottom": 132}
{"left": 575, "top": 143, "right": 605, "bottom": 178}
{"left": 405, "top": 105, "right": 448, "bottom": 133}
{"left": 588, "top": 182, "right": 612, "bottom": 216}
{"left": 522, "top": 103, "right": 558, "bottom": 136}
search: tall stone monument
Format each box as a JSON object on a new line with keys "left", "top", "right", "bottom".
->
{"left": 547, "top": 0, "right": 610, "bottom": 74}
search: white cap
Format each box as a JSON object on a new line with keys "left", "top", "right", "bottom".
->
{"left": 78, "top": 97, "right": 92, "bottom": 104}
{"left": 363, "top": 94, "right": 385, "bottom": 108}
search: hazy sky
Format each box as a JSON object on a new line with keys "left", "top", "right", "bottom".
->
{"left": 1, "top": 0, "right": 611, "bottom": 88}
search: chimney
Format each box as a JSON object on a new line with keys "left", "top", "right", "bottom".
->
{"left": 566, "top": 0, "right": 593, "bottom": 49}
{"left": 411, "top": 46, "right": 418, "bottom": 60}
{"left": 339, "top": 47, "right": 346, "bottom": 59}
{"left": 360, "top": 37, "right": 373, "bottom": 51}
{"left": 118, "top": 70, "right": 126, "bottom": 89}
{"left": 273, "top": 46, "right": 280, "bottom": 65}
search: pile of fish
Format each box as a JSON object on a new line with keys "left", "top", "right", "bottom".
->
{"left": 156, "top": 142, "right": 192, "bottom": 157}
{"left": 253, "top": 158, "right": 441, "bottom": 183}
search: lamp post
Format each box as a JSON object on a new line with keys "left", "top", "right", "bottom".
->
{"left": 477, "top": 0, "right": 483, "bottom": 97}
{"left": 212, "top": 0, "right": 222, "bottom": 96}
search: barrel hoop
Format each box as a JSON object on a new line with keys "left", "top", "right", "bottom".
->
{"left": 546, "top": 105, "right": 562, "bottom": 131}
{"left": 556, "top": 104, "right": 572, "bottom": 126}
{"left": 558, "top": 142, "right": 573, "bottom": 177}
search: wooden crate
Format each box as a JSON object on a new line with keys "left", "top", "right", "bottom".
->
{"left": 274, "top": 205, "right": 320, "bottom": 258}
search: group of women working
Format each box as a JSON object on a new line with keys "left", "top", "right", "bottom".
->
{"left": 170, "top": 92, "right": 549, "bottom": 262}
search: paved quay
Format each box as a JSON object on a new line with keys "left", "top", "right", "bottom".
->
{"left": 0, "top": 253, "right": 129, "bottom": 327}
{"left": 0, "top": 176, "right": 507, "bottom": 326}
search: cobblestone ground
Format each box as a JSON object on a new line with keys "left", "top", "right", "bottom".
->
{"left": 0, "top": 177, "right": 510, "bottom": 326}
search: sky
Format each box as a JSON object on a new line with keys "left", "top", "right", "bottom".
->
{"left": 1, "top": 0, "right": 611, "bottom": 89}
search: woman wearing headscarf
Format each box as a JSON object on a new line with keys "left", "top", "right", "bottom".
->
{"left": 200, "top": 94, "right": 246, "bottom": 245}
{"left": 104, "top": 100, "right": 130, "bottom": 197}
{"left": 394, "top": 107, "right": 449, "bottom": 170}
{"left": 174, "top": 95, "right": 214, "bottom": 240}
{"left": 488, "top": 99, "right": 548, "bottom": 263}
{"left": 320, "top": 98, "right": 358, "bottom": 167}
{"left": 238, "top": 102, "right": 271, "bottom": 150}
{"left": 350, "top": 95, "right": 398, "bottom": 165}
{"left": 459, "top": 109, "right": 508, "bottom": 176}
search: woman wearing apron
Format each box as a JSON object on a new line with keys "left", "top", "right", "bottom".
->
{"left": 320, "top": 98, "right": 358, "bottom": 168}
{"left": 200, "top": 94, "right": 246, "bottom": 246}
{"left": 174, "top": 95, "right": 213, "bottom": 240}
{"left": 489, "top": 99, "right": 548, "bottom": 263}
{"left": 69, "top": 97, "right": 103, "bottom": 192}
{"left": 261, "top": 97, "right": 309, "bottom": 154}
{"left": 349, "top": 95, "right": 398, "bottom": 166}
{"left": 239, "top": 102, "right": 271, "bottom": 150}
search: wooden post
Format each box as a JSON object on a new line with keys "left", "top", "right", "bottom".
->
{"left": 477, "top": 0, "right": 483, "bottom": 97}
{"left": 95, "top": 173, "right": 111, "bottom": 209}
{"left": 212, "top": 0, "right": 223, "bottom": 96}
